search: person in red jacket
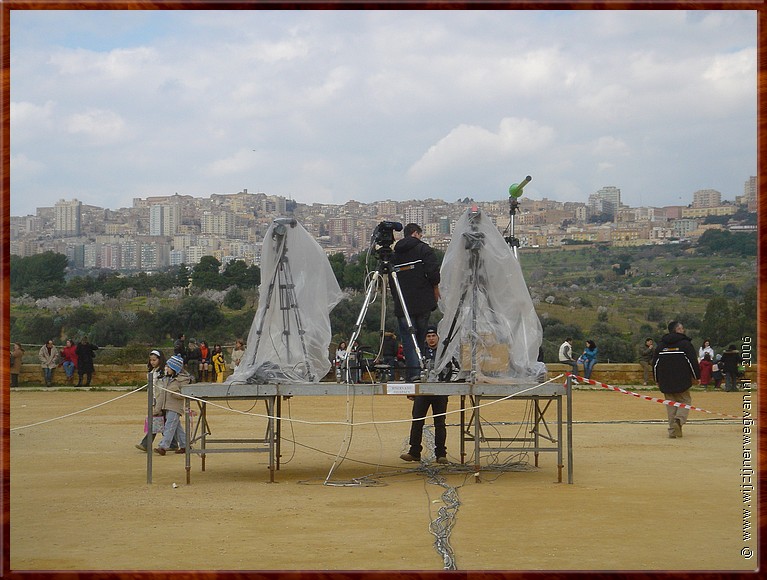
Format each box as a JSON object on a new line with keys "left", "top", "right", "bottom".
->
{"left": 698, "top": 352, "right": 713, "bottom": 390}
{"left": 60, "top": 338, "right": 78, "bottom": 384}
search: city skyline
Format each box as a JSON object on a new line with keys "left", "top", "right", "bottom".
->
{"left": 10, "top": 10, "right": 757, "bottom": 216}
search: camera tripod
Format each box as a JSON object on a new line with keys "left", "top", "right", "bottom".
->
{"left": 343, "top": 242, "right": 424, "bottom": 384}
{"left": 248, "top": 218, "right": 314, "bottom": 382}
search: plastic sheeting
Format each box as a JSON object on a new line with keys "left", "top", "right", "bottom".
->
{"left": 227, "top": 218, "right": 343, "bottom": 384}
{"left": 433, "top": 207, "right": 546, "bottom": 383}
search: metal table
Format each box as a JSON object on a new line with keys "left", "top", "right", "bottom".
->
{"left": 176, "top": 378, "right": 573, "bottom": 484}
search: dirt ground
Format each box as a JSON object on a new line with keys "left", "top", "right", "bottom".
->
{"left": 7, "top": 385, "right": 758, "bottom": 572}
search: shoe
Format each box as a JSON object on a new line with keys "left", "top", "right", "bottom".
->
{"left": 668, "top": 433, "right": 677, "bottom": 439}
{"left": 436, "top": 456, "right": 449, "bottom": 464}
{"left": 174, "top": 448, "right": 186, "bottom": 454}
{"left": 673, "top": 419, "right": 683, "bottom": 438}
{"left": 153, "top": 447, "right": 166, "bottom": 456}
{"left": 400, "top": 452, "right": 420, "bottom": 462}
{"left": 135, "top": 444, "right": 147, "bottom": 452}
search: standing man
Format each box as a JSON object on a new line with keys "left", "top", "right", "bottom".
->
{"left": 400, "top": 325, "right": 449, "bottom": 465}
{"left": 173, "top": 333, "right": 186, "bottom": 361}
{"left": 558, "top": 338, "right": 579, "bottom": 381}
{"left": 389, "top": 223, "right": 441, "bottom": 382}
{"left": 719, "top": 344, "right": 742, "bottom": 392}
{"left": 653, "top": 321, "right": 700, "bottom": 439}
{"left": 38, "top": 339, "right": 59, "bottom": 387}
{"left": 638, "top": 337, "right": 655, "bottom": 386}
{"left": 75, "top": 336, "right": 99, "bottom": 387}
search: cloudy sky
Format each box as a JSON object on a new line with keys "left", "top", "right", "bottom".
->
{"left": 10, "top": 9, "right": 757, "bottom": 216}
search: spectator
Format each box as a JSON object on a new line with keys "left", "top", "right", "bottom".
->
{"left": 186, "top": 338, "right": 200, "bottom": 381}
{"left": 38, "top": 339, "right": 59, "bottom": 387}
{"left": 173, "top": 333, "right": 186, "bottom": 361}
{"left": 720, "top": 344, "right": 742, "bottom": 392}
{"left": 11, "top": 343, "right": 25, "bottom": 388}
{"left": 400, "top": 325, "right": 449, "bottom": 465}
{"left": 377, "top": 331, "right": 398, "bottom": 381}
{"left": 60, "top": 338, "right": 78, "bottom": 385}
{"left": 75, "top": 336, "right": 99, "bottom": 387}
{"left": 135, "top": 349, "right": 178, "bottom": 453}
{"left": 153, "top": 354, "right": 191, "bottom": 456}
{"left": 699, "top": 352, "right": 713, "bottom": 390}
{"left": 212, "top": 344, "right": 226, "bottom": 383}
{"left": 637, "top": 338, "right": 655, "bottom": 386}
{"left": 711, "top": 354, "right": 724, "bottom": 389}
{"left": 389, "top": 222, "right": 441, "bottom": 381}
{"left": 198, "top": 340, "right": 211, "bottom": 382}
{"left": 558, "top": 338, "right": 579, "bottom": 381}
{"left": 653, "top": 320, "right": 700, "bottom": 439}
{"left": 231, "top": 339, "right": 245, "bottom": 371}
{"left": 580, "top": 340, "right": 598, "bottom": 380}
{"left": 698, "top": 339, "right": 714, "bottom": 362}
{"left": 335, "top": 341, "right": 348, "bottom": 382}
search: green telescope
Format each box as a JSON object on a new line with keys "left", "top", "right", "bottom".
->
{"left": 508, "top": 175, "right": 532, "bottom": 198}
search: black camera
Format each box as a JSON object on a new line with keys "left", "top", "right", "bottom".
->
{"left": 372, "top": 220, "right": 403, "bottom": 248}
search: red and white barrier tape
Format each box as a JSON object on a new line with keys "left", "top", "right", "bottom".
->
{"left": 566, "top": 373, "right": 743, "bottom": 419}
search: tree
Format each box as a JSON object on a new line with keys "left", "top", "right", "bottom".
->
{"left": 191, "top": 256, "right": 226, "bottom": 290}
{"left": 10, "top": 252, "right": 68, "bottom": 298}
{"left": 223, "top": 287, "right": 246, "bottom": 310}
{"left": 328, "top": 253, "right": 346, "bottom": 288}
{"left": 700, "top": 296, "right": 738, "bottom": 350}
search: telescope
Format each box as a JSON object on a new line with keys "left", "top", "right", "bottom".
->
{"left": 508, "top": 176, "right": 532, "bottom": 198}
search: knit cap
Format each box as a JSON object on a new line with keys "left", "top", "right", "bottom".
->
{"left": 166, "top": 355, "right": 184, "bottom": 374}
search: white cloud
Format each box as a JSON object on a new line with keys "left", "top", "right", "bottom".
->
{"left": 64, "top": 109, "right": 129, "bottom": 144}
{"left": 408, "top": 117, "right": 555, "bottom": 180}
{"left": 10, "top": 153, "right": 45, "bottom": 178}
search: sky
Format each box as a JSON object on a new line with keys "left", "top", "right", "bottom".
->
{"left": 9, "top": 9, "right": 758, "bottom": 216}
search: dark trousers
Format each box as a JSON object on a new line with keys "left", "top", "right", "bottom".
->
{"left": 77, "top": 371, "right": 92, "bottom": 386}
{"left": 399, "top": 313, "right": 431, "bottom": 381}
{"left": 408, "top": 395, "right": 448, "bottom": 458}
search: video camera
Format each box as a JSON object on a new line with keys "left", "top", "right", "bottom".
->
{"left": 371, "top": 220, "right": 403, "bottom": 249}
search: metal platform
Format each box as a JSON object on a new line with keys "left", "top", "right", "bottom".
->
{"left": 170, "top": 379, "right": 573, "bottom": 484}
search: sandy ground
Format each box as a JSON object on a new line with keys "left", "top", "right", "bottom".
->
{"left": 7, "top": 385, "right": 757, "bottom": 572}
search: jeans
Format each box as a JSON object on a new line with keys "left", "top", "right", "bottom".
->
{"left": 407, "top": 395, "right": 448, "bottom": 458}
{"left": 724, "top": 372, "right": 738, "bottom": 391}
{"left": 42, "top": 367, "right": 53, "bottom": 386}
{"left": 560, "top": 360, "right": 578, "bottom": 376}
{"left": 62, "top": 361, "right": 76, "bottom": 379}
{"left": 159, "top": 410, "right": 187, "bottom": 450}
{"left": 398, "top": 313, "right": 431, "bottom": 381}
{"left": 583, "top": 359, "right": 596, "bottom": 379}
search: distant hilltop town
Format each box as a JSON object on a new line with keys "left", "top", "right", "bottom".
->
{"left": 10, "top": 177, "right": 757, "bottom": 273}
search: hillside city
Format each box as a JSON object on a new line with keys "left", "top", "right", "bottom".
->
{"left": 10, "top": 177, "right": 757, "bottom": 273}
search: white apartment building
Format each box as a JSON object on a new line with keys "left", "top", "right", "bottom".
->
{"left": 692, "top": 189, "right": 722, "bottom": 208}
{"left": 149, "top": 204, "right": 181, "bottom": 236}
{"left": 54, "top": 199, "right": 82, "bottom": 237}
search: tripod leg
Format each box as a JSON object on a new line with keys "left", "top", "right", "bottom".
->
{"left": 389, "top": 270, "right": 424, "bottom": 377}
{"left": 344, "top": 271, "right": 383, "bottom": 383}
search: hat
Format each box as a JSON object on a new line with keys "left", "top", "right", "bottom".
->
{"left": 149, "top": 349, "right": 162, "bottom": 358}
{"left": 166, "top": 355, "right": 184, "bottom": 374}
{"left": 425, "top": 325, "right": 438, "bottom": 335}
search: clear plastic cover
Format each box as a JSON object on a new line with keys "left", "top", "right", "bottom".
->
{"left": 433, "top": 207, "right": 546, "bottom": 383}
{"left": 227, "top": 218, "right": 343, "bottom": 384}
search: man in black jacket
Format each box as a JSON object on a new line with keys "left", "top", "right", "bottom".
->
{"left": 653, "top": 320, "right": 700, "bottom": 439}
{"left": 389, "top": 223, "right": 441, "bottom": 382}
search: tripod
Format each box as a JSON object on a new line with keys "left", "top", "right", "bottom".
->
{"left": 343, "top": 244, "right": 424, "bottom": 384}
{"left": 248, "top": 218, "right": 314, "bottom": 382}
{"left": 503, "top": 175, "right": 531, "bottom": 258}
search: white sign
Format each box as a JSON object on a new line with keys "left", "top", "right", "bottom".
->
{"left": 385, "top": 383, "right": 417, "bottom": 395}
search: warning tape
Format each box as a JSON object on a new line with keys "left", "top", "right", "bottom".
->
{"left": 566, "top": 373, "right": 743, "bottom": 420}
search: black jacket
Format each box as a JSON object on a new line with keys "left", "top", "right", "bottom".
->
{"left": 389, "top": 235, "right": 440, "bottom": 318}
{"left": 720, "top": 349, "right": 741, "bottom": 374}
{"left": 653, "top": 332, "right": 700, "bottom": 394}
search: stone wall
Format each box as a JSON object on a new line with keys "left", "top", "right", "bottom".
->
{"left": 13, "top": 362, "right": 757, "bottom": 388}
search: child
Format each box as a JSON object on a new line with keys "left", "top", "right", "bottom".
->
{"left": 212, "top": 344, "right": 226, "bottom": 383}
{"left": 153, "top": 354, "right": 192, "bottom": 455}
{"left": 699, "top": 352, "right": 713, "bottom": 390}
{"left": 136, "top": 349, "right": 177, "bottom": 453}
